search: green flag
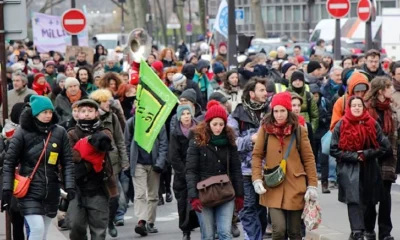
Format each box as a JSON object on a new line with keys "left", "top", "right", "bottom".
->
{"left": 134, "top": 59, "right": 178, "bottom": 153}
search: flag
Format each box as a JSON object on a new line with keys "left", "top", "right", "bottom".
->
{"left": 134, "top": 59, "right": 178, "bottom": 153}
{"left": 213, "top": 0, "right": 228, "bottom": 38}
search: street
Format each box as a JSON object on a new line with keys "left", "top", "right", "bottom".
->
{"left": 2, "top": 183, "right": 400, "bottom": 239}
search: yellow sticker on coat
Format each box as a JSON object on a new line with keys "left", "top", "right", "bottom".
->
{"left": 48, "top": 152, "right": 58, "bottom": 165}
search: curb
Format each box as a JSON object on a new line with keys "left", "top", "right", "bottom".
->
{"left": 306, "top": 225, "right": 348, "bottom": 240}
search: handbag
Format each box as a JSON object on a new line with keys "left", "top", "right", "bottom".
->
{"left": 196, "top": 151, "right": 235, "bottom": 208}
{"left": 13, "top": 132, "right": 52, "bottom": 198}
{"left": 321, "top": 131, "right": 332, "bottom": 155}
{"left": 264, "top": 133, "right": 295, "bottom": 188}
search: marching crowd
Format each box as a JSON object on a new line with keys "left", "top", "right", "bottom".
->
{"left": 0, "top": 36, "right": 398, "bottom": 240}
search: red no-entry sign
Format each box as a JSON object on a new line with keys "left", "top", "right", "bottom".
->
{"left": 62, "top": 9, "right": 86, "bottom": 35}
{"left": 326, "top": 0, "right": 350, "bottom": 18}
{"left": 357, "top": 0, "right": 372, "bottom": 22}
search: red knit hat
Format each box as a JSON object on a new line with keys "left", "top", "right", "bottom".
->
{"left": 205, "top": 100, "right": 227, "bottom": 122}
{"left": 271, "top": 92, "right": 292, "bottom": 111}
{"left": 34, "top": 73, "right": 45, "bottom": 84}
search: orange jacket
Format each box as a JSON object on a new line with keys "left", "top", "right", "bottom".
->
{"left": 329, "top": 71, "right": 370, "bottom": 131}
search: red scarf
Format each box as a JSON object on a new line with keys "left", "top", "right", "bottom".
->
{"left": 263, "top": 121, "right": 293, "bottom": 147}
{"left": 339, "top": 108, "right": 379, "bottom": 152}
{"left": 32, "top": 82, "right": 51, "bottom": 96}
{"left": 67, "top": 89, "right": 82, "bottom": 104}
{"left": 298, "top": 115, "right": 306, "bottom": 127}
{"left": 368, "top": 98, "right": 393, "bottom": 136}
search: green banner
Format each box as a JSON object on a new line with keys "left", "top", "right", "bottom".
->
{"left": 134, "top": 59, "right": 178, "bottom": 153}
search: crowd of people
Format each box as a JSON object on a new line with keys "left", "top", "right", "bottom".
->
{"left": 0, "top": 37, "right": 398, "bottom": 240}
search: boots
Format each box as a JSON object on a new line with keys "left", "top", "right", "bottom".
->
{"left": 108, "top": 221, "right": 118, "bottom": 237}
{"left": 349, "top": 231, "right": 364, "bottom": 240}
{"left": 182, "top": 232, "right": 191, "bottom": 240}
{"left": 231, "top": 223, "right": 240, "bottom": 238}
{"left": 321, "top": 182, "right": 331, "bottom": 194}
{"left": 364, "top": 231, "right": 376, "bottom": 240}
{"left": 158, "top": 196, "right": 165, "bottom": 206}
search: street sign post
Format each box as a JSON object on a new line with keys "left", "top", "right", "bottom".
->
{"left": 326, "top": 0, "right": 350, "bottom": 60}
{"left": 186, "top": 23, "right": 193, "bottom": 36}
{"left": 62, "top": 9, "right": 87, "bottom": 35}
{"left": 235, "top": 9, "right": 244, "bottom": 25}
{"left": 357, "top": 0, "right": 372, "bottom": 22}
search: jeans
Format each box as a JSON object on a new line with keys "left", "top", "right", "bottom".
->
{"left": 120, "top": 171, "right": 132, "bottom": 204}
{"left": 24, "top": 215, "right": 52, "bottom": 240}
{"left": 328, "top": 156, "right": 337, "bottom": 182}
{"left": 320, "top": 153, "right": 329, "bottom": 183}
{"left": 239, "top": 176, "right": 267, "bottom": 240}
{"left": 364, "top": 180, "right": 393, "bottom": 239}
{"left": 269, "top": 208, "right": 302, "bottom": 240}
{"left": 115, "top": 180, "right": 127, "bottom": 222}
{"left": 347, "top": 203, "right": 365, "bottom": 232}
{"left": 196, "top": 200, "right": 235, "bottom": 240}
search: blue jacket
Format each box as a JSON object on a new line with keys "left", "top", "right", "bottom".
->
{"left": 124, "top": 116, "right": 168, "bottom": 177}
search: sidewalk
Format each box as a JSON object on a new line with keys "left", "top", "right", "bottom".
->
{"left": 0, "top": 211, "right": 67, "bottom": 240}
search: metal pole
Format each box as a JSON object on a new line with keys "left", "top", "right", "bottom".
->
{"left": 188, "top": 0, "right": 192, "bottom": 50}
{"left": 227, "top": 0, "right": 238, "bottom": 68}
{"left": 71, "top": 0, "right": 78, "bottom": 46}
{"left": 0, "top": 1, "right": 11, "bottom": 239}
{"left": 173, "top": 0, "right": 178, "bottom": 50}
{"left": 365, "top": 17, "right": 373, "bottom": 50}
{"left": 121, "top": 1, "right": 125, "bottom": 44}
{"left": 334, "top": 18, "right": 341, "bottom": 60}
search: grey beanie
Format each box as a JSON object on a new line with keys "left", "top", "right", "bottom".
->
{"left": 179, "top": 89, "right": 197, "bottom": 104}
{"left": 56, "top": 73, "right": 67, "bottom": 84}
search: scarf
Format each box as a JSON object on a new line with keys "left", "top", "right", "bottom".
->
{"left": 32, "top": 82, "right": 51, "bottom": 96}
{"left": 242, "top": 98, "right": 267, "bottom": 124}
{"left": 263, "top": 121, "right": 293, "bottom": 147}
{"left": 339, "top": 109, "right": 379, "bottom": 152}
{"left": 329, "top": 79, "right": 340, "bottom": 91}
{"left": 180, "top": 120, "right": 196, "bottom": 138}
{"left": 393, "top": 79, "right": 400, "bottom": 92}
{"left": 368, "top": 98, "right": 393, "bottom": 136}
{"left": 66, "top": 89, "right": 82, "bottom": 104}
{"left": 77, "top": 119, "right": 101, "bottom": 133}
{"left": 210, "top": 134, "right": 229, "bottom": 146}
{"left": 34, "top": 118, "right": 52, "bottom": 133}
{"left": 298, "top": 115, "right": 306, "bottom": 127}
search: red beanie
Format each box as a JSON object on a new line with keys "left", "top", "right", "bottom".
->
{"left": 205, "top": 100, "right": 227, "bottom": 122}
{"left": 34, "top": 73, "right": 45, "bottom": 83}
{"left": 271, "top": 92, "right": 292, "bottom": 111}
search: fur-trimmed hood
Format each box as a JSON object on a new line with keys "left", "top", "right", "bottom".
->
{"left": 20, "top": 107, "right": 59, "bottom": 133}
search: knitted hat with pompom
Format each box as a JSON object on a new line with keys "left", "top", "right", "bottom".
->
{"left": 205, "top": 100, "right": 227, "bottom": 123}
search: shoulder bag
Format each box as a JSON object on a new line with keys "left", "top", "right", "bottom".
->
{"left": 196, "top": 148, "right": 235, "bottom": 208}
{"left": 13, "top": 132, "right": 52, "bottom": 198}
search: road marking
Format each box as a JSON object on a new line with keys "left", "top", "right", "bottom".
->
{"left": 156, "top": 212, "right": 179, "bottom": 222}
{"left": 329, "top": 3, "right": 348, "bottom": 9}
{"left": 64, "top": 19, "right": 84, "bottom": 25}
{"left": 123, "top": 216, "right": 133, "bottom": 220}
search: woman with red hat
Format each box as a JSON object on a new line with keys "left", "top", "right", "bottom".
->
{"left": 252, "top": 91, "right": 318, "bottom": 239}
{"left": 186, "top": 100, "right": 244, "bottom": 240}
{"left": 32, "top": 73, "right": 51, "bottom": 96}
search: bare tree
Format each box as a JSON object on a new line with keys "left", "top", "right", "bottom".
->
{"left": 198, "top": 0, "right": 206, "bottom": 36}
{"left": 177, "top": 0, "right": 185, "bottom": 42}
{"left": 155, "top": 0, "right": 168, "bottom": 46}
{"left": 38, "top": 0, "right": 66, "bottom": 13}
{"left": 126, "top": 0, "right": 138, "bottom": 28}
{"left": 251, "top": 0, "right": 266, "bottom": 38}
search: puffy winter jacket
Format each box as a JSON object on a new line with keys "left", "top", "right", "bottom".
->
{"left": 2, "top": 109, "right": 75, "bottom": 218}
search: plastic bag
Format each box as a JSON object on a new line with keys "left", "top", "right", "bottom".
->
{"left": 321, "top": 131, "right": 332, "bottom": 155}
{"left": 302, "top": 199, "right": 322, "bottom": 231}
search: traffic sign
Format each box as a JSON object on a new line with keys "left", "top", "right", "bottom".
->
{"left": 167, "top": 13, "right": 181, "bottom": 29}
{"left": 4, "top": 0, "right": 27, "bottom": 39}
{"left": 326, "top": 0, "right": 350, "bottom": 19}
{"left": 235, "top": 9, "right": 244, "bottom": 24}
{"left": 62, "top": 9, "right": 87, "bottom": 35}
{"left": 357, "top": 0, "right": 372, "bottom": 22}
{"left": 186, "top": 23, "right": 193, "bottom": 36}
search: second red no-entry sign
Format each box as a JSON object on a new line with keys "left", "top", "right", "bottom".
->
{"left": 357, "top": 0, "right": 372, "bottom": 22}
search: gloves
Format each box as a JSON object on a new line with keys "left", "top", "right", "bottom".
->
{"left": 190, "top": 198, "right": 203, "bottom": 212}
{"left": 304, "top": 186, "right": 318, "bottom": 201}
{"left": 152, "top": 165, "right": 163, "bottom": 174}
{"left": 235, "top": 197, "right": 244, "bottom": 211}
{"left": 1, "top": 190, "right": 12, "bottom": 212}
{"left": 66, "top": 189, "right": 76, "bottom": 201}
{"left": 88, "top": 132, "right": 113, "bottom": 152}
{"left": 253, "top": 179, "right": 267, "bottom": 195}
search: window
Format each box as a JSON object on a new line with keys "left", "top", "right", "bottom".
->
{"left": 321, "top": 4, "right": 329, "bottom": 19}
{"left": 276, "top": 6, "right": 283, "bottom": 22}
{"left": 244, "top": 7, "right": 252, "bottom": 24}
{"left": 379, "top": 1, "right": 396, "bottom": 14}
{"left": 285, "top": 6, "right": 292, "bottom": 22}
{"left": 267, "top": 6, "right": 275, "bottom": 23}
{"left": 303, "top": 5, "right": 308, "bottom": 21}
{"left": 350, "top": 2, "right": 357, "bottom": 17}
{"left": 311, "top": 5, "right": 319, "bottom": 20}
{"left": 294, "top": 6, "right": 301, "bottom": 22}
{"left": 262, "top": 6, "right": 267, "bottom": 22}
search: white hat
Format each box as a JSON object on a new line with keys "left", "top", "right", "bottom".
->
{"left": 65, "top": 77, "right": 80, "bottom": 89}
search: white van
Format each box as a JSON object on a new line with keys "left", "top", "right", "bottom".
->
{"left": 94, "top": 33, "right": 128, "bottom": 55}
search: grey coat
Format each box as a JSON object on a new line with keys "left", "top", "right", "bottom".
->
{"left": 54, "top": 89, "right": 87, "bottom": 123}
{"left": 124, "top": 116, "right": 168, "bottom": 177}
{"left": 101, "top": 112, "right": 129, "bottom": 174}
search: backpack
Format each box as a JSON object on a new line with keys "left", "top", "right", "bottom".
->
{"left": 305, "top": 91, "right": 313, "bottom": 120}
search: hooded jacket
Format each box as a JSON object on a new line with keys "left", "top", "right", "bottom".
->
{"left": 330, "top": 71, "right": 370, "bottom": 131}
{"left": 361, "top": 63, "right": 388, "bottom": 79}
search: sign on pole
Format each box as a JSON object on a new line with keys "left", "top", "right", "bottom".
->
{"left": 4, "top": 0, "right": 28, "bottom": 39}
{"left": 186, "top": 23, "right": 193, "bottom": 36}
{"left": 61, "top": 9, "right": 87, "bottom": 35}
{"left": 326, "top": 0, "right": 350, "bottom": 18}
{"left": 235, "top": 9, "right": 244, "bottom": 25}
{"left": 357, "top": 0, "right": 372, "bottom": 22}
{"left": 167, "top": 13, "right": 181, "bottom": 29}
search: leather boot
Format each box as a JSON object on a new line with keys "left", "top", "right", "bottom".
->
{"left": 349, "top": 231, "right": 364, "bottom": 240}
{"left": 182, "top": 232, "right": 191, "bottom": 240}
{"left": 321, "top": 182, "right": 331, "bottom": 194}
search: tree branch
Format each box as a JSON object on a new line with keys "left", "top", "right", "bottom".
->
{"left": 39, "top": 0, "right": 66, "bottom": 13}
{"left": 27, "top": 0, "right": 34, "bottom": 8}
{"left": 110, "top": 0, "right": 129, "bottom": 15}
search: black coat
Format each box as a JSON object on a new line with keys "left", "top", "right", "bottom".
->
{"left": 330, "top": 120, "right": 390, "bottom": 205}
{"left": 170, "top": 126, "right": 191, "bottom": 192}
{"left": 186, "top": 133, "right": 244, "bottom": 200}
{"left": 2, "top": 109, "right": 75, "bottom": 218}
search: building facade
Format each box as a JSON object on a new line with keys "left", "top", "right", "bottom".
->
{"left": 234, "top": 0, "right": 397, "bottom": 41}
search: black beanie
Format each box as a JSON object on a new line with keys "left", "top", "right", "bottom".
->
{"left": 291, "top": 71, "right": 305, "bottom": 83}
{"left": 307, "top": 61, "right": 322, "bottom": 74}
{"left": 10, "top": 102, "right": 26, "bottom": 124}
{"left": 281, "top": 63, "right": 296, "bottom": 75}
